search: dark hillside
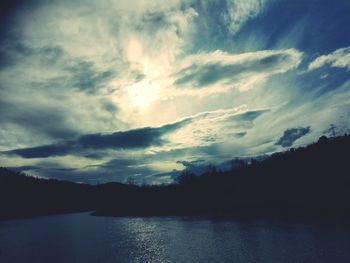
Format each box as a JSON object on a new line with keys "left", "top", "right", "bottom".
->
{"left": 1, "top": 134, "right": 350, "bottom": 218}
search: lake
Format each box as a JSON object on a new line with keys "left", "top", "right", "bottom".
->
{"left": 1, "top": 212, "right": 350, "bottom": 263}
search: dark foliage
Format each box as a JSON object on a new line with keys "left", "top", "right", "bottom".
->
{"left": 0, "top": 169, "right": 96, "bottom": 219}
{"left": 1, "top": 134, "right": 350, "bottom": 219}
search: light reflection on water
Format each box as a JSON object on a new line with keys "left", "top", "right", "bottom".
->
{"left": 117, "top": 218, "right": 170, "bottom": 262}
{"left": 1, "top": 213, "right": 350, "bottom": 263}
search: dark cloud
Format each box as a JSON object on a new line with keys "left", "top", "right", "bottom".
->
{"left": 2, "top": 119, "right": 190, "bottom": 158}
{"left": 98, "top": 158, "right": 140, "bottom": 168}
{"left": 5, "top": 143, "right": 72, "bottom": 158}
{"left": 234, "top": 132, "right": 246, "bottom": 138}
{"left": 0, "top": 100, "right": 80, "bottom": 140}
{"left": 138, "top": 11, "right": 168, "bottom": 34}
{"left": 30, "top": 165, "right": 78, "bottom": 173}
{"left": 76, "top": 120, "right": 188, "bottom": 149}
{"left": 174, "top": 52, "right": 298, "bottom": 88}
{"left": 177, "top": 159, "right": 205, "bottom": 167}
{"left": 0, "top": 41, "right": 116, "bottom": 94}
{"left": 228, "top": 109, "right": 269, "bottom": 122}
{"left": 65, "top": 60, "right": 116, "bottom": 94}
{"left": 0, "top": 42, "right": 65, "bottom": 69}
{"left": 33, "top": 158, "right": 157, "bottom": 184}
{"left": 100, "top": 99, "right": 118, "bottom": 114}
{"left": 276, "top": 127, "right": 311, "bottom": 147}
{"left": 224, "top": 109, "right": 270, "bottom": 130}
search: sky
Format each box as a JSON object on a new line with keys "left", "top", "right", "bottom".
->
{"left": 0, "top": 0, "right": 350, "bottom": 184}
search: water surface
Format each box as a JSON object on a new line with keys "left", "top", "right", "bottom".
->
{"left": 1, "top": 212, "right": 350, "bottom": 263}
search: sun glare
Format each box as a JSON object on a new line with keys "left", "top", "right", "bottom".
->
{"left": 129, "top": 80, "right": 160, "bottom": 110}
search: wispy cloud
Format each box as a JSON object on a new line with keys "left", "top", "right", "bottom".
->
{"left": 2, "top": 119, "right": 189, "bottom": 158}
{"left": 308, "top": 46, "right": 350, "bottom": 71}
{"left": 223, "top": 0, "right": 269, "bottom": 35}
{"left": 173, "top": 49, "right": 302, "bottom": 91}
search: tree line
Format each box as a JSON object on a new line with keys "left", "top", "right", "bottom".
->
{"left": 1, "top": 134, "right": 350, "bottom": 218}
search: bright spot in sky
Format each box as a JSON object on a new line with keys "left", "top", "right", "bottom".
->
{"left": 129, "top": 80, "right": 160, "bottom": 110}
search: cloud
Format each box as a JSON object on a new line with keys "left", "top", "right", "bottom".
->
{"left": 64, "top": 59, "right": 117, "bottom": 94}
{"left": 224, "top": 0, "right": 268, "bottom": 35}
{"left": 90, "top": 158, "right": 158, "bottom": 183}
{"left": 174, "top": 49, "right": 302, "bottom": 90}
{"left": 164, "top": 107, "right": 270, "bottom": 150}
{"left": 276, "top": 127, "right": 311, "bottom": 147}
{"left": 176, "top": 159, "right": 209, "bottom": 174}
{"left": 0, "top": 42, "right": 118, "bottom": 94}
{"left": 1, "top": 0, "right": 350, "bottom": 185}
{"left": 2, "top": 119, "right": 190, "bottom": 158}
{"left": 97, "top": 158, "right": 140, "bottom": 168}
{"left": 2, "top": 106, "right": 268, "bottom": 159}
{"left": 0, "top": 100, "right": 80, "bottom": 141}
{"left": 227, "top": 109, "right": 269, "bottom": 122}
{"left": 308, "top": 46, "right": 350, "bottom": 71}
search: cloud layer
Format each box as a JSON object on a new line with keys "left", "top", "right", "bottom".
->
{"left": 0, "top": 0, "right": 350, "bottom": 184}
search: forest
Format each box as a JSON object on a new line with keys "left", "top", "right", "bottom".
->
{"left": 1, "top": 134, "right": 349, "bottom": 219}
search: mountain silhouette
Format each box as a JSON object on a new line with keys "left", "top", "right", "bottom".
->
{"left": 1, "top": 134, "right": 350, "bottom": 219}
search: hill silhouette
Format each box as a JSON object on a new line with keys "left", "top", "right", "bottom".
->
{"left": 1, "top": 134, "right": 350, "bottom": 219}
